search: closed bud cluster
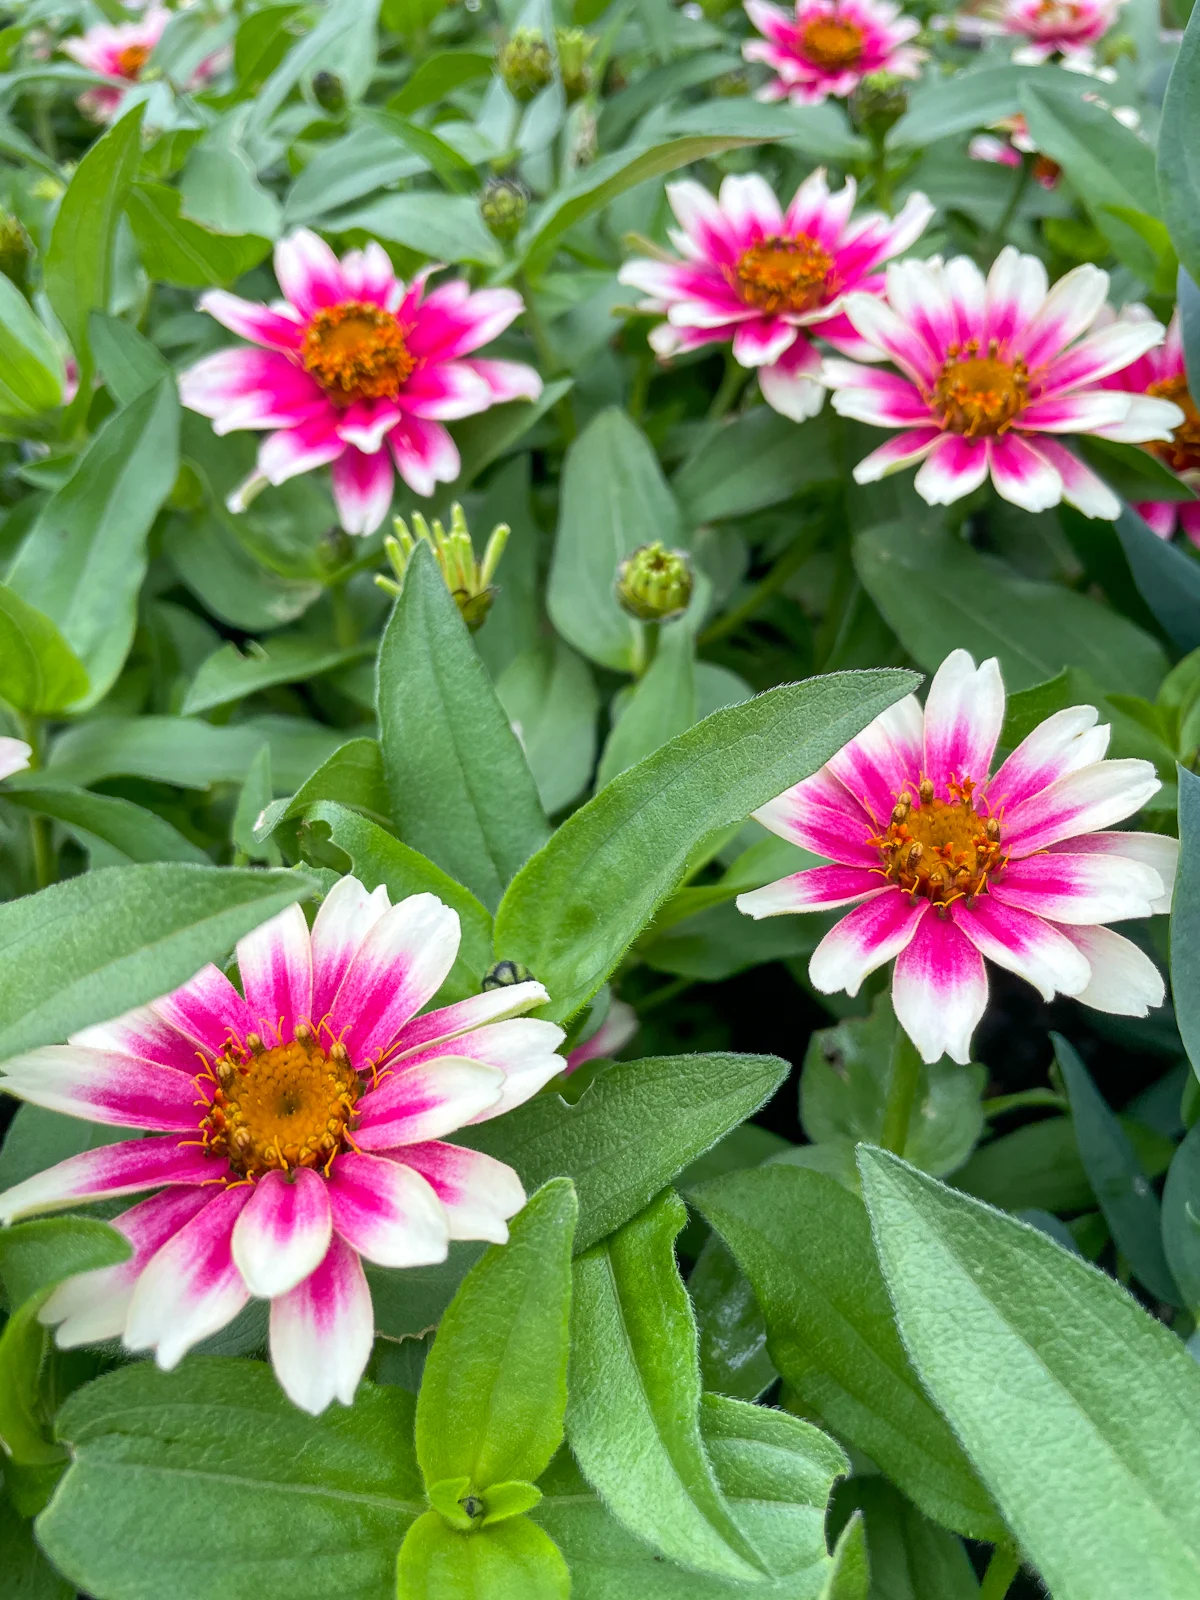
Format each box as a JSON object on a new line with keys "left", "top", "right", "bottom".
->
{"left": 555, "top": 27, "right": 595, "bottom": 103}
{"left": 378, "top": 503, "right": 509, "bottom": 631}
{"left": 479, "top": 176, "right": 529, "bottom": 242}
{"left": 311, "top": 70, "right": 346, "bottom": 113}
{"left": 0, "top": 210, "right": 31, "bottom": 288}
{"left": 498, "top": 27, "right": 553, "bottom": 101}
{"left": 849, "top": 71, "right": 909, "bottom": 139}
{"left": 615, "top": 542, "right": 694, "bottom": 623}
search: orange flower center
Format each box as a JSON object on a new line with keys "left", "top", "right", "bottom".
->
{"left": 800, "top": 16, "right": 866, "bottom": 68}
{"left": 871, "top": 777, "right": 1004, "bottom": 906}
{"left": 200, "top": 1025, "right": 360, "bottom": 1180}
{"left": 115, "top": 44, "right": 151, "bottom": 79}
{"left": 301, "top": 302, "right": 415, "bottom": 405}
{"left": 1147, "top": 373, "right": 1200, "bottom": 475}
{"left": 732, "top": 235, "right": 834, "bottom": 314}
{"left": 933, "top": 346, "right": 1029, "bottom": 436}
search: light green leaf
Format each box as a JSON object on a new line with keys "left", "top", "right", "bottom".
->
{"left": 0, "top": 782, "right": 209, "bottom": 866}
{"left": 1163, "top": 1123, "right": 1200, "bottom": 1313}
{"left": 397, "top": 1510, "right": 570, "bottom": 1600}
{"left": 125, "top": 181, "right": 271, "bottom": 288}
{"left": 46, "top": 715, "right": 342, "bottom": 792}
{"left": 844, "top": 1480, "right": 980, "bottom": 1599}
{"left": 454, "top": 379, "right": 572, "bottom": 490}
{"left": 493, "top": 668, "right": 919, "bottom": 1023}
{"left": 495, "top": 639, "right": 599, "bottom": 815}
{"left": 390, "top": 49, "right": 493, "bottom": 113}
{"left": 89, "top": 310, "right": 171, "bottom": 406}
{"left": 889, "top": 61, "right": 1073, "bottom": 149}
{"left": 0, "top": 584, "right": 89, "bottom": 716}
{"left": 182, "top": 634, "right": 370, "bottom": 716}
{"left": 329, "top": 192, "right": 501, "bottom": 266}
{"left": 282, "top": 123, "right": 424, "bottom": 227}
{"left": 1108, "top": 504, "right": 1200, "bottom": 658}
{"left": 255, "top": 739, "right": 391, "bottom": 838}
{"left": 0, "top": 274, "right": 63, "bottom": 418}
{"left": 596, "top": 626, "right": 695, "bottom": 788}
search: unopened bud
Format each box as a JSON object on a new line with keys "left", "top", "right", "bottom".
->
{"left": 378, "top": 503, "right": 508, "bottom": 632}
{"left": 849, "top": 71, "right": 909, "bottom": 140}
{"left": 0, "top": 211, "right": 31, "bottom": 288}
{"left": 712, "top": 69, "right": 751, "bottom": 97}
{"left": 479, "top": 176, "right": 528, "bottom": 243}
{"left": 918, "top": 777, "right": 935, "bottom": 805}
{"left": 311, "top": 70, "right": 346, "bottom": 113}
{"left": 498, "top": 28, "right": 553, "bottom": 101}
{"left": 555, "top": 26, "right": 595, "bottom": 103}
{"left": 1099, "top": 31, "right": 1137, "bottom": 64}
{"left": 616, "top": 542, "right": 694, "bottom": 623}
{"left": 482, "top": 959, "right": 535, "bottom": 990}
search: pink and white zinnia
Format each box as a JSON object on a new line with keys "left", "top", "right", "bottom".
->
{"left": 62, "top": 8, "right": 223, "bottom": 122}
{"left": 0, "top": 878, "right": 565, "bottom": 1414}
{"left": 0, "top": 738, "right": 31, "bottom": 782}
{"left": 620, "top": 170, "right": 932, "bottom": 421}
{"left": 1000, "top": 0, "right": 1123, "bottom": 68}
{"left": 744, "top": 0, "right": 924, "bottom": 106}
{"left": 180, "top": 230, "right": 542, "bottom": 536}
{"left": 738, "top": 651, "right": 1175, "bottom": 1065}
{"left": 823, "top": 247, "right": 1183, "bottom": 517}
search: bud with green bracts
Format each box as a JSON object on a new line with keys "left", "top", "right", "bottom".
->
{"left": 498, "top": 27, "right": 553, "bottom": 101}
{"left": 616, "top": 542, "right": 694, "bottom": 623}
{"left": 482, "top": 959, "right": 536, "bottom": 990}
{"left": 479, "top": 176, "right": 529, "bottom": 243}
{"left": 378, "top": 503, "right": 509, "bottom": 632}
{"left": 0, "top": 211, "right": 31, "bottom": 289}
{"left": 555, "top": 27, "right": 595, "bottom": 102}
{"left": 849, "top": 71, "right": 909, "bottom": 140}
{"left": 311, "top": 70, "right": 346, "bottom": 113}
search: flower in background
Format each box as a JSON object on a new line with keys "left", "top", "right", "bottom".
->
{"left": 0, "top": 738, "right": 31, "bottom": 782}
{"left": 565, "top": 999, "right": 639, "bottom": 1074}
{"left": 738, "top": 651, "right": 1174, "bottom": 1064}
{"left": 61, "top": 7, "right": 222, "bottom": 122}
{"left": 619, "top": 170, "right": 933, "bottom": 421}
{"left": 180, "top": 229, "right": 542, "bottom": 536}
{"left": 822, "top": 246, "right": 1183, "bottom": 517}
{"left": 969, "top": 116, "right": 1061, "bottom": 187}
{"left": 743, "top": 0, "right": 925, "bottom": 107}
{"left": 1099, "top": 306, "right": 1200, "bottom": 545}
{"left": 0, "top": 878, "right": 565, "bottom": 1414}
{"left": 1000, "top": 0, "right": 1123, "bottom": 68}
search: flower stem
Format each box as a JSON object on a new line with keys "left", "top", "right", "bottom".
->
{"left": 985, "top": 156, "right": 1033, "bottom": 261}
{"left": 869, "top": 129, "right": 893, "bottom": 215}
{"left": 980, "top": 1544, "right": 1021, "bottom": 1600}
{"left": 707, "top": 350, "right": 748, "bottom": 420}
{"left": 983, "top": 1087, "right": 1067, "bottom": 1118}
{"left": 699, "top": 523, "right": 822, "bottom": 647}
{"left": 880, "top": 1024, "right": 923, "bottom": 1155}
{"left": 518, "top": 271, "right": 577, "bottom": 443}
{"left": 19, "top": 714, "right": 53, "bottom": 891}
{"left": 329, "top": 579, "right": 358, "bottom": 648}
{"left": 636, "top": 620, "right": 661, "bottom": 679}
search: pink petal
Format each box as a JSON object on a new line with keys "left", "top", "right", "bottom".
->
{"left": 1004, "top": 760, "right": 1161, "bottom": 856}
{"left": 737, "top": 863, "right": 884, "bottom": 917}
{"left": 987, "top": 707, "right": 1108, "bottom": 812}
{"left": 826, "top": 692, "right": 924, "bottom": 820}
{"left": 198, "top": 291, "right": 305, "bottom": 354}
{"left": 1052, "top": 923, "right": 1164, "bottom": 1018}
{"left": 336, "top": 397, "right": 405, "bottom": 453}
{"left": 230, "top": 1167, "right": 333, "bottom": 1299}
{"left": 1021, "top": 392, "right": 1133, "bottom": 433}
{"left": 393, "top": 1142, "right": 525, "bottom": 1243}
{"left": 665, "top": 179, "right": 742, "bottom": 268}
{"left": 379, "top": 1018, "right": 566, "bottom": 1124}
{"left": 913, "top": 433, "right": 990, "bottom": 507}
{"left": 310, "top": 876, "right": 392, "bottom": 1027}
{"left": 983, "top": 247, "right": 1048, "bottom": 350}
{"left": 823, "top": 361, "right": 929, "bottom": 428}
{"left": 1014, "top": 262, "right": 1109, "bottom": 369}
{"left": 237, "top": 902, "right": 313, "bottom": 1045}
{"left": 883, "top": 256, "right": 957, "bottom": 367}
{"left": 565, "top": 1000, "right": 638, "bottom": 1072}
{"left": 952, "top": 895, "right": 1090, "bottom": 1001}
{"left": 325, "top": 1150, "right": 448, "bottom": 1267}
{"left": 922, "top": 650, "right": 1005, "bottom": 792}
{"left": 273, "top": 229, "right": 350, "bottom": 320}
{"left": 407, "top": 285, "right": 523, "bottom": 361}
{"left": 808, "top": 889, "right": 928, "bottom": 997}
{"left": 759, "top": 336, "right": 824, "bottom": 421}
{"left": 388, "top": 416, "right": 460, "bottom": 499}
{"left": 389, "top": 980, "right": 550, "bottom": 1057}
{"left": 178, "top": 347, "right": 327, "bottom": 433}
{"left": 851, "top": 427, "right": 942, "bottom": 484}
{"left": 151, "top": 962, "right": 257, "bottom": 1059}
{"left": 269, "top": 1234, "right": 373, "bottom": 1413}
{"left": 1047, "top": 829, "right": 1176, "bottom": 913}
{"left": 330, "top": 893, "right": 461, "bottom": 1067}
{"left": 0, "top": 1046, "right": 200, "bottom": 1131}
{"left": 0, "top": 1136, "right": 220, "bottom": 1226}
{"left": 991, "top": 851, "right": 1162, "bottom": 925}
{"left": 1039, "top": 319, "right": 1166, "bottom": 398}
{"left": 339, "top": 241, "right": 401, "bottom": 307}
{"left": 753, "top": 765, "right": 878, "bottom": 867}
{"left": 733, "top": 317, "right": 798, "bottom": 368}
{"left": 331, "top": 444, "right": 395, "bottom": 536}
{"left": 124, "top": 1186, "right": 252, "bottom": 1369}
{"left": 987, "top": 433, "right": 1064, "bottom": 513}
{"left": 1027, "top": 438, "right": 1120, "bottom": 520}
{"left": 355, "top": 1058, "right": 504, "bottom": 1149}
{"left": 718, "top": 172, "right": 785, "bottom": 247}
{"left": 258, "top": 414, "right": 346, "bottom": 486}
{"left": 891, "top": 910, "right": 987, "bottom": 1065}
{"left": 464, "top": 358, "right": 543, "bottom": 405}
{"left": 400, "top": 359, "right": 493, "bottom": 420}
{"left": 73, "top": 1002, "right": 210, "bottom": 1078}
{"left": 842, "top": 291, "right": 940, "bottom": 387}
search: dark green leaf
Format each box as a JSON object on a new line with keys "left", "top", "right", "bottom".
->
{"left": 673, "top": 409, "right": 838, "bottom": 524}
{"left": 182, "top": 634, "right": 370, "bottom": 716}
{"left": 494, "top": 639, "right": 599, "bottom": 815}
{"left": 255, "top": 739, "right": 391, "bottom": 837}
{"left": 0, "top": 584, "right": 88, "bottom": 716}
{"left": 1171, "top": 765, "right": 1200, "bottom": 1078}
{"left": 843, "top": 1480, "right": 980, "bottom": 1599}
{"left": 1108, "top": 504, "right": 1200, "bottom": 655}
{"left": 596, "top": 626, "right": 695, "bottom": 788}
{"left": 953, "top": 1117, "right": 1092, "bottom": 1214}
{"left": 0, "top": 1495, "right": 72, "bottom": 1600}
{"left": 1158, "top": 2, "right": 1200, "bottom": 287}
{"left": 690, "top": 1233, "right": 776, "bottom": 1402}
{"left": 89, "top": 310, "right": 171, "bottom": 406}
{"left": 1162, "top": 1123, "right": 1200, "bottom": 1312}
{"left": 0, "top": 782, "right": 209, "bottom": 866}
{"left": 389, "top": 49, "right": 492, "bottom": 113}
{"left": 126, "top": 181, "right": 271, "bottom": 288}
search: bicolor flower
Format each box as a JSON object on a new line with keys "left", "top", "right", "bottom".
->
{"left": 619, "top": 170, "right": 933, "bottom": 421}
{"left": 968, "top": 116, "right": 1061, "bottom": 187}
{"left": 0, "top": 738, "right": 31, "bottom": 782}
{"left": 179, "top": 229, "right": 542, "bottom": 536}
{"left": 738, "top": 651, "right": 1174, "bottom": 1064}
{"left": 822, "top": 246, "right": 1183, "bottom": 517}
{"left": 1098, "top": 306, "right": 1200, "bottom": 546}
{"left": 565, "top": 999, "right": 638, "bottom": 1074}
{"left": 1000, "top": 0, "right": 1123, "bottom": 68}
{"left": 0, "top": 878, "right": 565, "bottom": 1415}
{"left": 61, "top": 8, "right": 223, "bottom": 121}
{"left": 743, "top": 0, "right": 924, "bottom": 105}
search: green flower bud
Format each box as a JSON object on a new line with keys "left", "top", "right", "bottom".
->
{"left": 498, "top": 27, "right": 553, "bottom": 102}
{"left": 311, "top": 70, "right": 346, "bottom": 113}
{"left": 0, "top": 211, "right": 31, "bottom": 288}
{"left": 616, "top": 542, "right": 694, "bottom": 623}
{"left": 479, "top": 176, "right": 529, "bottom": 243}
{"left": 554, "top": 26, "right": 595, "bottom": 103}
{"left": 482, "top": 959, "right": 535, "bottom": 990}
{"left": 378, "top": 503, "right": 509, "bottom": 632}
{"left": 849, "top": 71, "right": 909, "bottom": 140}
{"left": 1099, "top": 31, "right": 1137, "bottom": 64}
{"left": 712, "top": 69, "right": 751, "bottom": 97}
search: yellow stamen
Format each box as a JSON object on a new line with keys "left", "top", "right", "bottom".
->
{"left": 801, "top": 16, "right": 866, "bottom": 68}
{"left": 301, "top": 301, "right": 415, "bottom": 405}
{"left": 870, "top": 776, "right": 1005, "bottom": 907}
{"left": 731, "top": 235, "right": 835, "bottom": 315}
{"left": 932, "top": 342, "right": 1029, "bottom": 436}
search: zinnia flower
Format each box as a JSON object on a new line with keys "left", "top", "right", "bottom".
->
{"left": 968, "top": 116, "right": 1061, "bottom": 187}
{"left": 0, "top": 878, "right": 565, "bottom": 1414}
{"left": 1000, "top": 0, "right": 1122, "bottom": 67}
{"left": 743, "top": 0, "right": 925, "bottom": 107}
{"left": 1098, "top": 306, "right": 1200, "bottom": 546}
{"left": 738, "top": 650, "right": 1175, "bottom": 1065}
{"left": 62, "top": 8, "right": 223, "bottom": 122}
{"left": 179, "top": 229, "right": 542, "bottom": 536}
{"left": 619, "top": 170, "right": 933, "bottom": 421}
{"left": 822, "top": 246, "right": 1183, "bottom": 517}
{"left": 565, "top": 998, "right": 638, "bottom": 1073}
{"left": 0, "top": 738, "right": 31, "bottom": 782}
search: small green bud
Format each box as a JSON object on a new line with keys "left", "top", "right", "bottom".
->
{"left": 712, "top": 69, "right": 751, "bottom": 98}
{"left": 498, "top": 27, "right": 553, "bottom": 101}
{"left": 311, "top": 69, "right": 346, "bottom": 113}
{"left": 482, "top": 959, "right": 535, "bottom": 991}
{"left": 479, "top": 176, "right": 529, "bottom": 243}
{"left": 377, "top": 503, "right": 509, "bottom": 632}
{"left": 1099, "top": 31, "right": 1137, "bottom": 64}
{"left": 849, "top": 71, "right": 909, "bottom": 140}
{"left": 554, "top": 26, "right": 595, "bottom": 103}
{"left": 616, "top": 542, "right": 694, "bottom": 623}
{"left": 0, "top": 211, "right": 31, "bottom": 289}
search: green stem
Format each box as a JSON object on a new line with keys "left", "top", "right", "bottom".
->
{"left": 518, "top": 271, "right": 577, "bottom": 444}
{"left": 979, "top": 1544, "right": 1021, "bottom": 1600}
{"left": 637, "top": 975, "right": 693, "bottom": 1014}
{"left": 628, "top": 348, "right": 653, "bottom": 422}
{"left": 699, "top": 524, "right": 822, "bottom": 647}
{"left": 985, "top": 156, "right": 1033, "bottom": 260}
{"left": 983, "top": 1088, "right": 1068, "bottom": 1118}
{"left": 329, "top": 580, "right": 358, "bottom": 649}
{"left": 880, "top": 1024, "right": 923, "bottom": 1155}
{"left": 869, "top": 129, "right": 892, "bottom": 215}
{"left": 19, "top": 714, "right": 52, "bottom": 891}
{"left": 636, "top": 620, "right": 661, "bottom": 679}
{"left": 706, "top": 351, "right": 748, "bottom": 421}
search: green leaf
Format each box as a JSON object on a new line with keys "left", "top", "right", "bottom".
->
{"left": 126, "top": 181, "right": 271, "bottom": 288}
{"left": 0, "top": 584, "right": 89, "bottom": 716}
{"left": 454, "top": 379, "right": 572, "bottom": 490}
{"left": 330, "top": 192, "right": 501, "bottom": 266}
{"left": 89, "top": 310, "right": 171, "bottom": 406}
{"left": 853, "top": 521, "right": 1166, "bottom": 697}
{"left": 1108, "top": 504, "right": 1200, "bottom": 656}
{"left": 282, "top": 123, "right": 424, "bottom": 227}
{"left": 495, "top": 640, "right": 599, "bottom": 816}
{"left": 691, "top": 1164, "right": 1002, "bottom": 1541}
{"left": 255, "top": 738, "right": 391, "bottom": 838}
{"left": 0, "top": 274, "right": 63, "bottom": 418}
{"left": 858, "top": 1146, "right": 1200, "bottom": 1600}
{"left": 567, "top": 1192, "right": 768, "bottom": 1582}
{"left": 0, "top": 782, "right": 209, "bottom": 866}
{"left": 1171, "top": 765, "right": 1200, "bottom": 1079}
{"left": 47, "top": 715, "right": 342, "bottom": 792}
{"left": 1158, "top": 1, "right": 1200, "bottom": 287}
{"left": 397, "top": 1511, "right": 570, "bottom": 1600}
{"left": 823, "top": 1515, "right": 869, "bottom": 1600}
{"left": 596, "top": 626, "right": 695, "bottom": 788}
{"left": 493, "top": 668, "right": 919, "bottom": 1023}
{"left": 843, "top": 1480, "right": 980, "bottom": 1599}
{"left": 378, "top": 541, "right": 549, "bottom": 912}
{"left": 416, "top": 1179, "right": 577, "bottom": 1493}
{"left": 43, "top": 103, "right": 144, "bottom": 371}
{"left": 164, "top": 507, "right": 322, "bottom": 633}
{"left": 690, "top": 1233, "right": 776, "bottom": 1403}
{"left": 953, "top": 1117, "right": 1092, "bottom": 1214}
{"left": 673, "top": 409, "right": 837, "bottom": 524}
{"left": 1163, "top": 1123, "right": 1200, "bottom": 1313}
{"left": 244, "top": 0, "right": 382, "bottom": 144}
{"left": 1053, "top": 1032, "right": 1180, "bottom": 1305}
{"left": 182, "top": 634, "right": 370, "bottom": 716}
{"left": 0, "top": 1495, "right": 72, "bottom": 1600}
{"left": 389, "top": 49, "right": 493, "bottom": 113}
{"left": 548, "top": 407, "right": 682, "bottom": 673}
{"left": 889, "top": 61, "right": 1073, "bottom": 149}
{"left": 0, "top": 863, "right": 319, "bottom": 1060}
{"left": 6, "top": 378, "right": 180, "bottom": 709}
{"left": 41, "top": 1359, "right": 423, "bottom": 1600}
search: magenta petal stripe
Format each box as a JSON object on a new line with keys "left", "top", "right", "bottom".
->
{"left": 991, "top": 852, "right": 1163, "bottom": 926}
{"left": 809, "top": 890, "right": 927, "bottom": 997}
{"left": 737, "top": 865, "right": 882, "bottom": 919}
{"left": 985, "top": 706, "right": 1108, "bottom": 812}
{"left": 326, "top": 1151, "right": 449, "bottom": 1268}
{"left": 231, "top": 1167, "right": 333, "bottom": 1299}
{"left": 269, "top": 1234, "right": 374, "bottom": 1414}
{"left": 0, "top": 1047, "right": 201, "bottom": 1131}
{"left": 922, "top": 651, "right": 1004, "bottom": 793}
{"left": 892, "top": 912, "right": 988, "bottom": 1066}
{"left": 392, "top": 1142, "right": 525, "bottom": 1243}
{"left": 355, "top": 1059, "right": 505, "bottom": 1149}
{"left": 1002, "top": 760, "right": 1161, "bottom": 855}
{"left": 389, "top": 980, "right": 550, "bottom": 1057}
{"left": 72, "top": 1002, "right": 207, "bottom": 1077}
{"left": 330, "top": 892, "right": 461, "bottom": 1066}
{"left": 0, "top": 1136, "right": 219, "bottom": 1225}
{"left": 237, "top": 902, "right": 314, "bottom": 1044}
{"left": 152, "top": 963, "right": 257, "bottom": 1056}
{"left": 309, "top": 876, "right": 391, "bottom": 1027}
{"left": 1046, "top": 830, "right": 1177, "bottom": 914}
{"left": 952, "top": 896, "right": 1090, "bottom": 1002}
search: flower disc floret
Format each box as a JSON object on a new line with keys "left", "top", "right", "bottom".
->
{"left": 301, "top": 303, "right": 416, "bottom": 403}
{"left": 873, "top": 778, "right": 1004, "bottom": 904}
{"left": 733, "top": 236, "right": 836, "bottom": 314}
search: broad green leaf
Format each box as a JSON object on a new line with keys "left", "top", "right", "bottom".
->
{"left": 255, "top": 739, "right": 391, "bottom": 837}
{"left": 691, "top": 1164, "right": 1002, "bottom": 1541}
{"left": 493, "top": 668, "right": 919, "bottom": 1023}
{"left": 454, "top": 379, "right": 572, "bottom": 489}
{"left": 244, "top": 0, "right": 382, "bottom": 145}
{"left": 233, "top": 743, "right": 278, "bottom": 864}
{"left": 282, "top": 123, "right": 424, "bottom": 226}
{"left": 47, "top": 715, "right": 342, "bottom": 792}
{"left": 465, "top": 1051, "right": 788, "bottom": 1253}
{"left": 823, "top": 1516, "right": 869, "bottom": 1600}
{"left": 1171, "top": 765, "right": 1200, "bottom": 1078}
{"left": 673, "top": 409, "right": 837, "bottom": 525}
{"left": 842, "top": 1480, "right": 979, "bottom": 1599}
{"left": 329, "top": 192, "right": 501, "bottom": 266}
{"left": 378, "top": 541, "right": 549, "bottom": 911}
{"left": 182, "top": 634, "right": 370, "bottom": 715}
{"left": 43, "top": 103, "right": 144, "bottom": 371}
{"left": 853, "top": 522, "right": 1166, "bottom": 697}
{"left": 1108, "top": 504, "right": 1200, "bottom": 656}
{"left": 889, "top": 61, "right": 1074, "bottom": 148}
{"left": 596, "top": 626, "right": 695, "bottom": 788}
{"left": 41, "top": 1360, "right": 423, "bottom": 1600}
{"left": 89, "top": 310, "right": 171, "bottom": 406}
{"left": 0, "top": 584, "right": 88, "bottom": 716}
{"left": 390, "top": 49, "right": 493, "bottom": 113}
{"left": 0, "top": 274, "right": 63, "bottom": 417}
{"left": 1158, "top": 2, "right": 1200, "bottom": 288}
{"left": 397, "top": 1511, "right": 570, "bottom": 1600}
{"left": 1054, "top": 1033, "right": 1180, "bottom": 1305}
{"left": 126, "top": 181, "right": 271, "bottom": 288}
{"left": 566, "top": 1192, "right": 768, "bottom": 1582}
{"left": 0, "top": 1496, "right": 72, "bottom": 1600}
{"left": 1163, "top": 1123, "right": 1200, "bottom": 1312}
{"left": 495, "top": 640, "right": 599, "bottom": 815}
{"left": 7, "top": 379, "right": 180, "bottom": 709}
{"left": 1077, "top": 437, "right": 1196, "bottom": 506}
{"left": 859, "top": 1147, "right": 1200, "bottom": 1600}
{"left": 178, "top": 140, "right": 283, "bottom": 240}
{"left": 953, "top": 1117, "right": 1100, "bottom": 1215}
{"left": 0, "top": 863, "right": 319, "bottom": 1059}
{"left": 416, "top": 1179, "right": 577, "bottom": 1492}
{"left": 0, "top": 782, "right": 209, "bottom": 866}
{"left": 164, "top": 509, "right": 322, "bottom": 632}
{"left": 547, "top": 407, "right": 683, "bottom": 674}
{"left": 690, "top": 1233, "right": 776, "bottom": 1402}
{"left": 1180, "top": 266, "right": 1200, "bottom": 395}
